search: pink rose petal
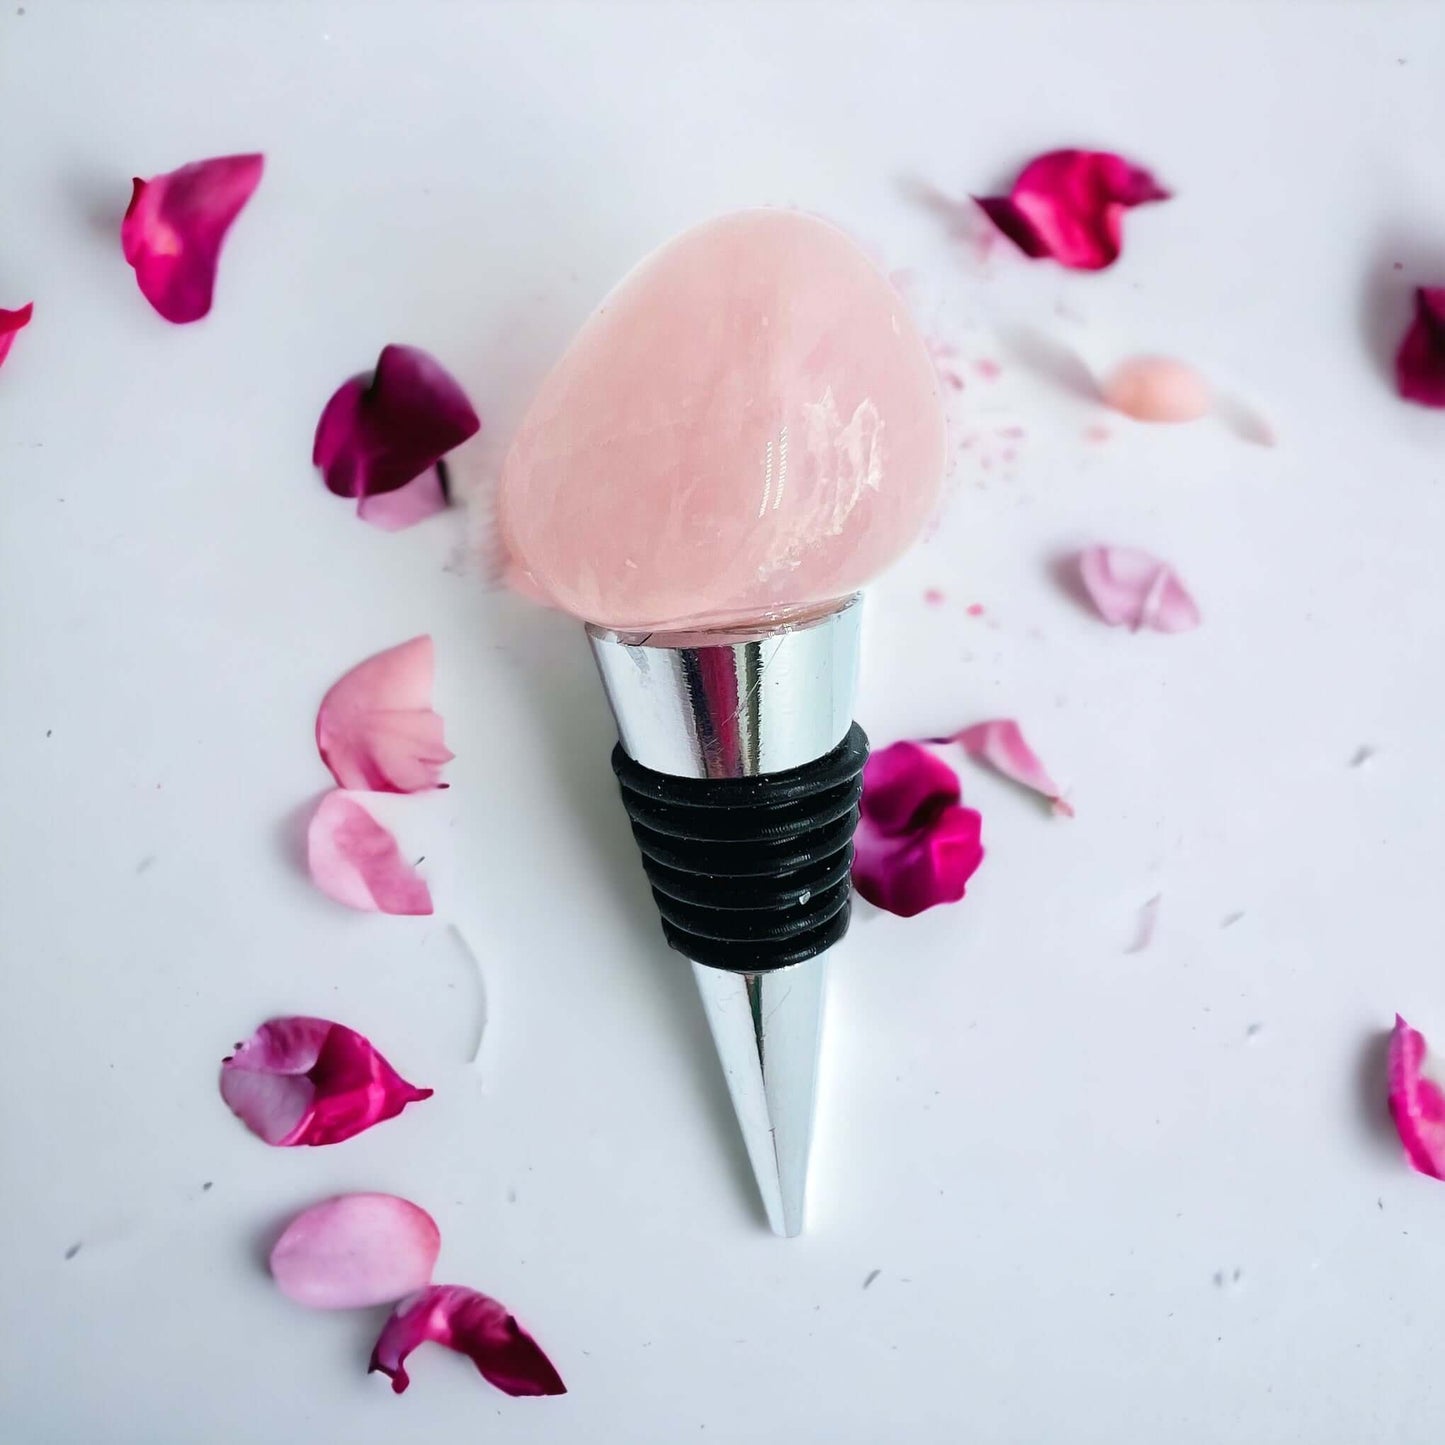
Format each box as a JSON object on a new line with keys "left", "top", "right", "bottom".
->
{"left": 852, "top": 741, "right": 984, "bottom": 918}
{"left": 121, "top": 154, "right": 263, "bottom": 323}
{"left": 1077, "top": 546, "right": 1201, "bottom": 633}
{"left": 1396, "top": 287, "right": 1445, "bottom": 408}
{"left": 950, "top": 719, "right": 1073, "bottom": 817}
{"left": 356, "top": 465, "right": 450, "bottom": 531}
{"left": 975, "top": 150, "right": 1170, "bottom": 271}
{"left": 316, "top": 635, "right": 453, "bottom": 793}
{"left": 1101, "top": 356, "right": 1212, "bottom": 423}
{"left": 313, "top": 345, "right": 479, "bottom": 511}
{"left": 306, "top": 791, "right": 433, "bottom": 915}
{"left": 270, "top": 1193, "right": 441, "bottom": 1309}
{"left": 1388, "top": 1014, "right": 1445, "bottom": 1181}
{"left": 219, "top": 1016, "right": 432, "bottom": 1147}
{"left": 369, "top": 1285, "right": 566, "bottom": 1397}
{"left": 0, "top": 302, "right": 33, "bottom": 369}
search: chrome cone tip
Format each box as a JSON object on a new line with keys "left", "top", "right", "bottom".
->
{"left": 691, "top": 952, "right": 828, "bottom": 1237}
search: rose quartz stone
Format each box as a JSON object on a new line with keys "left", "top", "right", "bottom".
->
{"left": 499, "top": 210, "right": 946, "bottom": 632}
{"left": 1101, "top": 356, "right": 1212, "bottom": 424}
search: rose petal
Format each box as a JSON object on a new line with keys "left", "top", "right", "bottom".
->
{"left": 1396, "top": 287, "right": 1445, "bottom": 408}
{"left": 951, "top": 720, "right": 1073, "bottom": 817}
{"left": 369, "top": 1285, "right": 566, "bottom": 1397}
{"left": 852, "top": 741, "right": 984, "bottom": 918}
{"left": 219, "top": 1016, "right": 432, "bottom": 1147}
{"left": 313, "top": 345, "right": 479, "bottom": 505}
{"left": 357, "top": 465, "right": 450, "bottom": 531}
{"left": 975, "top": 150, "right": 1170, "bottom": 271}
{"left": 1077, "top": 546, "right": 1201, "bottom": 633}
{"left": 306, "top": 791, "right": 433, "bottom": 914}
{"left": 121, "top": 154, "right": 263, "bottom": 323}
{"left": 270, "top": 1194, "right": 441, "bottom": 1309}
{"left": 0, "top": 302, "right": 34, "bottom": 369}
{"left": 859, "top": 737, "right": 967, "bottom": 836}
{"left": 1101, "top": 357, "right": 1212, "bottom": 423}
{"left": 1388, "top": 1014, "right": 1445, "bottom": 1181}
{"left": 316, "top": 635, "right": 452, "bottom": 793}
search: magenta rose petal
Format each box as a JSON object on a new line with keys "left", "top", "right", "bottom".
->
{"left": 120, "top": 153, "right": 263, "bottom": 323}
{"left": 952, "top": 719, "right": 1073, "bottom": 817}
{"left": 1388, "top": 1014, "right": 1445, "bottom": 1181}
{"left": 0, "top": 302, "right": 33, "bottom": 368}
{"left": 1077, "top": 545, "right": 1201, "bottom": 633}
{"left": 306, "top": 791, "right": 433, "bottom": 915}
{"left": 219, "top": 1016, "right": 432, "bottom": 1147}
{"left": 369, "top": 1285, "right": 567, "bottom": 1397}
{"left": 1396, "top": 288, "right": 1445, "bottom": 408}
{"left": 316, "top": 635, "right": 453, "bottom": 793}
{"left": 852, "top": 741, "right": 984, "bottom": 918}
{"left": 270, "top": 1194, "right": 441, "bottom": 1309}
{"left": 313, "top": 344, "right": 479, "bottom": 507}
{"left": 975, "top": 150, "right": 1170, "bottom": 271}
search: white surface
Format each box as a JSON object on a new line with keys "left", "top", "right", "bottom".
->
{"left": 2, "top": 2, "right": 1444, "bottom": 1441}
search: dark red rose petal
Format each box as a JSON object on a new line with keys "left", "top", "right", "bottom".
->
{"left": 1396, "top": 287, "right": 1445, "bottom": 408}
{"left": 974, "top": 150, "right": 1170, "bottom": 271}
{"left": 219, "top": 1016, "right": 432, "bottom": 1147}
{"left": 121, "top": 154, "right": 264, "bottom": 323}
{"left": 313, "top": 345, "right": 479, "bottom": 506}
{"left": 369, "top": 1285, "right": 567, "bottom": 1397}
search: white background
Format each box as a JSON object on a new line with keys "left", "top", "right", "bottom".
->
{"left": 3, "top": 2, "right": 1445, "bottom": 1441}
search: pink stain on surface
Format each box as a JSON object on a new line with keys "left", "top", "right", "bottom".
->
{"left": 973, "top": 358, "right": 1002, "bottom": 381}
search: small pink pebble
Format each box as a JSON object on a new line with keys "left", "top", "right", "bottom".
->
{"left": 966, "top": 603, "right": 985, "bottom": 617}
{"left": 1101, "top": 356, "right": 1212, "bottom": 423}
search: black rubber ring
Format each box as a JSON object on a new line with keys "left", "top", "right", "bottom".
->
{"left": 643, "top": 848, "right": 855, "bottom": 912}
{"left": 609, "top": 723, "right": 869, "bottom": 973}
{"left": 661, "top": 900, "right": 853, "bottom": 972}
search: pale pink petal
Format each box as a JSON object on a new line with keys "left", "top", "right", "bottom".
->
{"left": 1101, "top": 357, "right": 1212, "bottom": 423}
{"left": 1126, "top": 894, "right": 1162, "bottom": 953}
{"left": 306, "top": 791, "right": 433, "bottom": 914}
{"left": 357, "top": 466, "right": 450, "bottom": 531}
{"left": 951, "top": 720, "right": 1073, "bottom": 816}
{"left": 270, "top": 1194, "right": 441, "bottom": 1309}
{"left": 1077, "top": 546, "right": 1201, "bottom": 633}
{"left": 852, "top": 741, "right": 985, "bottom": 918}
{"left": 369, "top": 1285, "right": 566, "bottom": 1396}
{"left": 313, "top": 345, "right": 479, "bottom": 503}
{"left": 1388, "top": 1014, "right": 1445, "bottom": 1181}
{"left": 121, "top": 154, "right": 263, "bottom": 323}
{"left": 1396, "top": 288, "right": 1445, "bottom": 408}
{"left": 316, "top": 635, "right": 452, "bottom": 793}
{"left": 975, "top": 150, "right": 1170, "bottom": 271}
{"left": 220, "top": 1016, "right": 432, "bottom": 1147}
{"left": 0, "top": 302, "right": 33, "bottom": 369}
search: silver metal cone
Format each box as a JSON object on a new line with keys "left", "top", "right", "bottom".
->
{"left": 691, "top": 953, "right": 828, "bottom": 1237}
{"left": 587, "top": 599, "right": 861, "bottom": 1235}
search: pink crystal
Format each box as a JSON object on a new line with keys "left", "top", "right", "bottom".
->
{"left": 499, "top": 211, "right": 947, "bottom": 631}
{"left": 1101, "top": 357, "right": 1212, "bottom": 424}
